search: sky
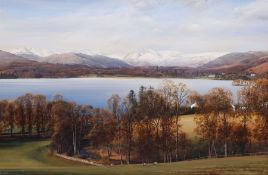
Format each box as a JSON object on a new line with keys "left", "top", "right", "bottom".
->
{"left": 0, "top": 0, "right": 267, "bottom": 56}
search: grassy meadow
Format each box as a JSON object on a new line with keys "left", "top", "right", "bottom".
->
{"left": 180, "top": 114, "right": 197, "bottom": 138}
{"left": 0, "top": 139, "right": 267, "bottom": 175}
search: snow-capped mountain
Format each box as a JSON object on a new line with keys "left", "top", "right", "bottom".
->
{"left": 10, "top": 48, "right": 55, "bottom": 60}
{"left": 123, "top": 49, "right": 226, "bottom": 67}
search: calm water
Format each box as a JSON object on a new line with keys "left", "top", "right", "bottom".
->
{"left": 0, "top": 78, "right": 241, "bottom": 107}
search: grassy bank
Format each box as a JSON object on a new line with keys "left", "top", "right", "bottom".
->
{"left": 0, "top": 140, "right": 267, "bottom": 175}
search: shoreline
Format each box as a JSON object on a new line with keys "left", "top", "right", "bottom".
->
{"left": 0, "top": 75, "right": 234, "bottom": 81}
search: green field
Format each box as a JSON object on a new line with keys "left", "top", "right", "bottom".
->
{"left": 0, "top": 140, "right": 267, "bottom": 175}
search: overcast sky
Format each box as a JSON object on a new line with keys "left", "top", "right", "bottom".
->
{"left": 0, "top": 0, "right": 267, "bottom": 56}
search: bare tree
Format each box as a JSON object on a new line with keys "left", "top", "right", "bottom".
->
{"left": 107, "top": 94, "right": 123, "bottom": 164}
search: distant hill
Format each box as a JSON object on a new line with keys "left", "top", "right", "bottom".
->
{"left": 201, "top": 51, "right": 268, "bottom": 74}
{"left": 247, "top": 56, "right": 268, "bottom": 74}
{"left": 40, "top": 53, "right": 130, "bottom": 68}
{"left": 9, "top": 48, "right": 130, "bottom": 68}
{"left": 0, "top": 50, "right": 33, "bottom": 66}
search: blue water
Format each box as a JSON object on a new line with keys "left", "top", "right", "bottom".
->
{"left": 0, "top": 78, "right": 241, "bottom": 107}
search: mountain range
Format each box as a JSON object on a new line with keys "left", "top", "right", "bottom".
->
{"left": 2, "top": 49, "right": 129, "bottom": 68}
{"left": 10, "top": 48, "right": 225, "bottom": 67}
{"left": 1, "top": 48, "right": 268, "bottom": 78}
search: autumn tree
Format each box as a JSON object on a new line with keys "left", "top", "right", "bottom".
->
{"left": 135, "top": 117, "right": 156, "bottom": 163}
{"left": 4, "top": 101, "right": 16, "bottom": 136}
{"left": 76, "top": 105, "right": 93, "bottom": 154}
{"left": 236, "top": 84, "right": 255, "bottom": 153}
{"left": 121, "top": 90, "right": 138, "bottom": 164}
{"left": 89, "top": 108, "right": 116, "bottom": 161}
{"left": 158, "top": 84, "right": 175, "bottom": 162}
{"left": 20, "top": 94, "right": 34, "bottom": 135}
{"left": 0, "top": 100, "right": 8, "bottom": 134}
{"left": 177, "top": 132, "right": 192, "bottom": 160}
{"left": 15, "top": 96, "right": 26, "bottom": 135}
{"left": 51, "top": 100, "right": 73, "bottom": 154}
{"left": 160, "top": 80, "right": 190, "bottom": 161}
{"left": 107, "top": 94, "right": 123, "bottom": 163}
{"left": 33, "top": 95, "right": 47, "bottom": 135}
{"left": 247, "top": 79, "right": 268, "bottom": 148}
{"left": 135, "top": 86, "right": 159, "bottom": 162}
{"left": 208, "top": 88, "right": 233, "bottom": 157}
{"left": 44, "top": 101, "right": 54, "bottom": 136}
{"left": 193, "top": 88, "right": 233, "bottom": 157}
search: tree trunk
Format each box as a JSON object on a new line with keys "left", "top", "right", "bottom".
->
{"left": 107, "top": 146, "right": 111, "bottom": 161}
{"left": 119, "top": 142, "right": 123, "bottom": 164}
{"left": 28, "top": 110, "right": 33, "bottom": 135}
{"left": 208, "top": 142, "right": 212, "bottom": 158}
{"left": 10, "top": 121, "right": 13, "bottom": 136}
{"left": 72, "top": 124, "right": 77, "bottom": 155}
{"left": 223, "top": 113, "right": 228, "bottom": 157}
{"left": 127, "top": 121, "right": 132, "bottom": 164}
{"left": 21, "top": 120, "right": 25, "bottom": 135}
{"left": 212, "top": 140, "right": 217, "bottom": 157}
{"left": 224, "top": 142, "right": 227, "bottom": 157}
{"left": 175, "top": 116, "right": 179, "bottom": 161}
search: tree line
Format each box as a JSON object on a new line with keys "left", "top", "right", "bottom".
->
{"left": 0, "top": 79, "right": 267, "bottom": 164}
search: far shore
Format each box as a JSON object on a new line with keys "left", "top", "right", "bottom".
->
{"left": 0, "top": 75, "right": 233, "bottom": 81}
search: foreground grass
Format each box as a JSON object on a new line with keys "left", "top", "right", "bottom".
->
{"left": 0, "top": 140, "right": 267, "bottom": 175}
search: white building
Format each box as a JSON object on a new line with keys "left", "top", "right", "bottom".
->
{"left": 191, "top": 102, "right": 198, "bottom": 109}
{"left": 208, "top": 74, "right": 216, "bottom": 78}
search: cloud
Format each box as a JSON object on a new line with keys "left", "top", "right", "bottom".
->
{"left": 0, "top": 9, "right": 4, "bottom": 16}
{"left": 235, "top": 0, "right": 268, "bottom": 21}
{"left": 178, "top": 0, "right": 221, "bottom": 9}
{"left": 131, "top": 0, "right": 163, "bottom": 9}
{"left": 0, "top": 0, "right": 267, "bottom": 55}
{"left": 131, "top": 0, "right": 218, "bottom": 8}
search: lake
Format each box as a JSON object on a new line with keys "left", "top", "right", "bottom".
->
{"left": 0, "top": 78, "right": 241, "bottom": 107}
